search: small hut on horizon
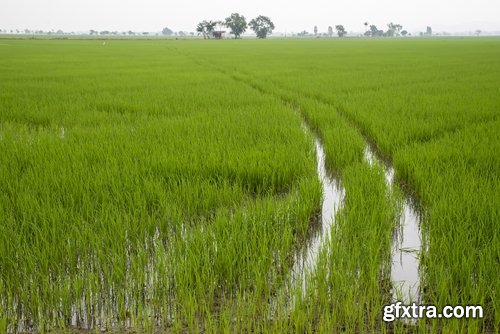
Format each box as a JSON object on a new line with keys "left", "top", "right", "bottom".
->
{"left": 212, "top": 31, "right": 226, "bottom": 39}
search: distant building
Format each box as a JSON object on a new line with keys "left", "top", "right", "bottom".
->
{"left": 212, "top": 31, "right": 226, "bottom": 39}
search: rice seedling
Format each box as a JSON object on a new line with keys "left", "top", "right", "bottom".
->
{"left": 1, "top": 37, "right": 498, "bottom": 333}
{"left": 0, "top": 39, "right": 322, "bottom": 332}
{"left": 178, "top": 37, "right": 499, "bottom": 332}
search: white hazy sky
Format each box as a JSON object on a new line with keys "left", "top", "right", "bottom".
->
{"left": 2, "top": 0, "right": 500, "bottom": 33}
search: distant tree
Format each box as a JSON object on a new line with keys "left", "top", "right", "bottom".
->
{"left": 401, "top": 30, "right": 408, "bottom": 36}
{"left": 426, "top": 26, "right": 432, "bottom": 35}
{"left": 196, "top": 20, "right": 217, "bottom": 39}
{"left": 162, "top": 27, "right": 173, "bottom": 35}
{"left": 196, "top": 22, "right": 205, "bottom": 38}
{"left": 297, "top": 30, "right": 309, "bottom": 37}
{"left": 395, "top": 24, "right": 403, "bottom": 35}
{"left": 364, "top": 21, "right": 369, "bottom": 32}
{"left": 213, "top": 20, "right": 226, "bottom": 38}
{"left": 314, "top": 25, "right": 318, "bottom": 36}
{"left": 328, "top": 26, "right": 333, "bottom": 37}
{"left": 56, "top": 30, "right": 64, "bottom": 35}
{"left": 386, "top": 23, "right": 393, "bottom": 36}
{"left": 475, "top": 29, "right": 482, "bottom": 36}
{"left": 386, "top": 22, "right": 402, "bottom": 37}
{"left": 249, "top": 15, "right": 275, "bottom": 39}
{"left": 335, "top": 25, "right": 347, "bottom": 37}
{"left": 205, "top": 21, "right": 217, "bottom": 38}
{"left": 387, "top": 23, "right": 395, "bottom": 36}
{"left": 369, "top": 25, "right": 379, "bottom": 37}
{"left": 225, "top": 13, "right": 247, "bottom": 38}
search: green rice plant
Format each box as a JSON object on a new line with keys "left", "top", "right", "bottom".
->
{"left": 204, "top": 58, "right": 399, "bottom": 332}
{"left": 186, "top": 37, "right": 499, "bottom": 332}
{"left": 0, "top": 39, "right": 321, "bottom": 331}
{"left": 288, "top": 161, "right": 397, "bottom": 333}
{"left": 394, "top": 119, "right": 500, "bottom": 332}
{"left": 1, "top": 37, "right": 498, "bottom": 333}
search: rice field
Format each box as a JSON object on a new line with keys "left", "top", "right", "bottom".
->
{"left": 0, "top": 37, "right": 499, "bottom": 333}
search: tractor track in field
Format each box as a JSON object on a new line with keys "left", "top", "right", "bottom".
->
{"left": 177, "top": 48, "right": 423, "bottom": 306}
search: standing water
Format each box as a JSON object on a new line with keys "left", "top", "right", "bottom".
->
{"left": 281, "top": 137, "right": 345, "bottom": 306}
{"left": 364, "top": 146, "right": 421, "bottom": 303}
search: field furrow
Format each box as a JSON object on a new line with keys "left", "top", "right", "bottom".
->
{"left": 1, "top": 38, "right": 498, "bottom": 333}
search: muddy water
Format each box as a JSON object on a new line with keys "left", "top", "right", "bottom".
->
{"left": 364, "top": 146, "right": 421, "bottom": 303}
{"left": 286, "top": 138, "right": 345, "bottom": 300}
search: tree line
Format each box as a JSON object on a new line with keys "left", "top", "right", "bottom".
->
{"left": 305, "top": 23, "right": 416, "bottom": 38}
{"left": 195, "top": 13, "right": 275, "bottom": 39}
{"left": 1, "top": 21, "right": 440, "bottom": 38}
{"left": 363, "top": 22, "right": 415, "bottom": 37}
{"left": 190, "top": 17, "right": 425, "bottom": 39}
{"left": 302, "top": 25, "right": 346, "bottom": 37}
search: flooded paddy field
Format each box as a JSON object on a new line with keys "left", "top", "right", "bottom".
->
{"left": 0, "top": 38, "right": 499, "bottom": 333}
